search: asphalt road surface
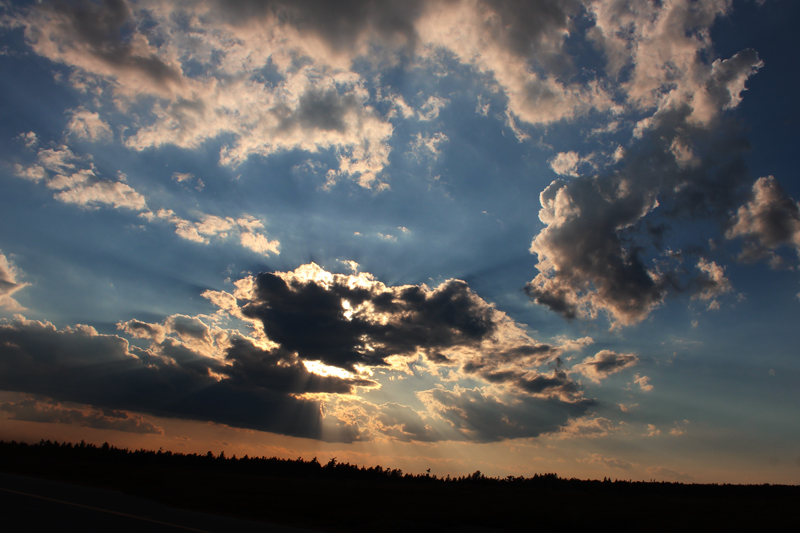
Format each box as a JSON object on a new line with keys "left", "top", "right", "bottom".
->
{"left": 0, "top": 472, "right": 320, "bottom": 532}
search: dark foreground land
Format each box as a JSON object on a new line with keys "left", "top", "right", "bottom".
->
{"left": 0, "top": 439, "right": 797, "bottom": 532}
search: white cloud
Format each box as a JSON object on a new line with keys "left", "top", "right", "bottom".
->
{"left": 240, "top": 231, "right": 281, "bottom": 256}
{"left": 555, "top": 416, "right": 620, "bottom": 439}
{"left": 146, "top": 210, "right": 279, "bottom": 255}
{"left": 549, "top": 151, "right": 595, "bottom": 178}
{"left": 727, "top": 176, "right": 800, "bottom": 265}
{"left": 410, "top": 132, "right": 449, "bottom": 159}
{"left": 0, "top": 250, "right": 29, "bottom": 311}
{"left": 56, "top": 180, "right": 147, "bottom": 211}
{"left": 15, "top": 142, "right": 279, "bottom": 256}
{"left": 588, "top": 0, "right": 761, "bottom": 126}
{"left": 634, "top": 374, "right": 653, "bottom": 392}
{"left": 693, "top": 258, "right": 732, "bottom": 301}
{"left": 66, "top": 108, "right": 113, "bottom": 141}
{"left": 573, "top": 350, "right": 639, "bottom": 383}
{"left": 418, "top": 95, "right": 449, "bottom": 121}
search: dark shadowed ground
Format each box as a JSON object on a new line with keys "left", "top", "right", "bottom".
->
{"left": 0, "top": 439, "right": 797, "bottom": 532}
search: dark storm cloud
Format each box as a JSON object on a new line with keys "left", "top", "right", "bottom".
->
{"left": 0, "top": 318, "right": 365, "bottom": 441}
{"left": 117, "top": 316, "right": 377, "bottom": 394}
{"left": 222, "top": 336, "right": 375, "bottom": 394}
{"left": 420, "top": 386, "right": 594, "bottom": 443}
{"left": 239, "top": 271, "right": 499, "bottom": 370}
{"left": 25, "top": 0, "right": 183, "bottom": 90}
{"left": 0, "top": 395, "right": 163, "bottom": 434}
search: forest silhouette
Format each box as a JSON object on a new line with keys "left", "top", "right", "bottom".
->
{"left": 0, "top": 438, "right": 796, "bottom": 531}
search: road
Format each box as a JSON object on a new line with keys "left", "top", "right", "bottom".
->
{"left": 0, "top": 472, "right": 321, "bottom": 532}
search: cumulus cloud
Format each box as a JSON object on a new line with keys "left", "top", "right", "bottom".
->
{"left": 634, "top": 374, "right": 653, "bottom": 392}
{"left": 1, "top": 395, "right": 163, "bottom": 434}
{"left": 727, "top": 176, "right": 800, "bottom": 266}
{"left": 0, "top": 251, "right": 28, "bottom": 311}
{"left": 0, "top": 258, "right": 599, "bottom": 444}
{"left": 526, "top": 99, "right": 761, "bottom": 327}
{"left": 221, "top": 262, "right": 586, "bottom": 402}
{"left": 321, "top": 397, "right": 440, "bottom": 443}
{"left": 517, "top": 1, "right": 765, "bottom": 328}
{"left": 15, "top": 144, "right": 147, "bottom": 211}
{"left": 232, "top": 263, "right": 515, "bottom": 370}
{"left": 0, "top": 315, "right": 365, "bottom": 441}
{"left": 554, "top": 416, "right": 620, "bottom": 439}
{"left": 13, "top": 140, "right": 280, "bottom": 255}
{"left": 588, "top": 0, "right": 762, "bottom": 125}
{"left": 526, "top": 173, "right": 668, "bottom": 326}
{"left": 11, "top": 0, "right": 397, "bottom": 188}
{"left": 692, "top": 258, "right": 732, "bottom": 304}
{"left": 549, "top": 151, "right": 583, "bottom": 177}
{"left": 418, "top": 386, "right": 593, "bottom": 443}
{"left": 66, "top": 107, "right": 113, "bottom": 142}
{"left": 195, "top": 263, "right": 598, "bottom": 442}
{"left": 418, "top": 0, "right": 617, "bottom": 127}
{"left": 572, "top": 350, "right": 639, "bottom": 383}
{"left": 14, "top": 0, "right": 184, "bottom": 97}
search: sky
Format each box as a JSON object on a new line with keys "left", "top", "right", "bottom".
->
{"left": 0, "top": 0, "right": 799, "bottom": 484}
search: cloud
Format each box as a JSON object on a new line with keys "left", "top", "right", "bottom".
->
{"left": 11, "top": 0, "right": 397, "bottom": 189}
{"left": 691, "top": 258, "right": 732, "bottom": 302}
{"left": 554, "top": 416, "right": 620, "bottom": 439}
{"left": 526, "top": 95, "right": 761, "bottom": 327}
{"left": 197, "top": 263, "right": 596, "bottom": 442}
{"left": 549, "top": 151, "right": 583, "bottom": 177}
{"left": 409, "top": 132, "right": 449, "bottom": 160}
{"left": 1, "top": 395, "right": 163, "bottom": 434}
{"left": 0, "top": 315, "right": 366, "bottom": 442}
{"left": 240, "top": 231, "right": 281, "bottom": 256}
{"left": 15, "top": 144, "right": 148, "bottom": 211}
{"left": 726, "top": 176, "right": 800, "bottom": 266}
{"left": 66, "top": 107, "right": 113, "bottom": 142}
{"left": 0, "top": 251, "right": 28, "bottom": 311}
{"left": 634, "top": 374, "right": 653, "bottom": 392}
{"left": 572, "top": 350, "right": 639, "bottom": 383}
{"left": 525, "top": 172, "right": 668, "bottom": 326}
{"left": 14, "top": 141, "right": 280, "bottom": 254}
{"left": 418, "top": 95, "right": 449, "bottom": 121}
{"left": 56, "top": 180, "right": 148, "bottom": 210}
{"left": 229, "top": 263, "right": 544, "bottom": 372}
{"left": 418, "top": 386, "right": 593, "bottom": 443}
{"left": 14, "top": 0, "right": 183, "bottom": 97}
{"left": 516, "top": 1, "right": 765, "bottom": 328}
{"left": 322, "top": 397, "right": 440, "bottom": 443}
{"left": 418, "top": 0, "right": 617, "bottom": 127}
{"left": 579, "top": 453, "right": 634, "bottom": 471}
{"left": 646, "top": 466, "right": 692, "bottom": 482}
{"left": 588, "top": 0, "right": 762, "bottom": 125}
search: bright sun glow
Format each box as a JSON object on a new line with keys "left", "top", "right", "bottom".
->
{"left": 303, "top": 360, "right": 356, "bottom": 379}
